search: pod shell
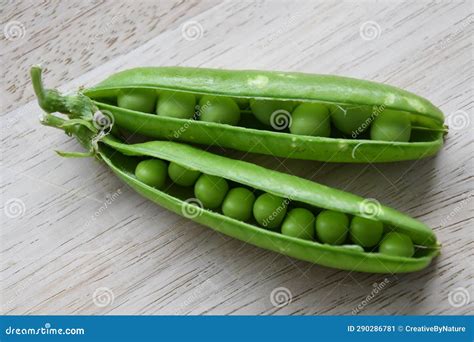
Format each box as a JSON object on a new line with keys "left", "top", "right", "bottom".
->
{"left": 88, "top": 67, "right": 444, "bottom": 123}
{"left": 84, "top": 67, "right": 445, "bottom": 163}
{"left": 99, "top": 139, "right": 439, "bottom": 273}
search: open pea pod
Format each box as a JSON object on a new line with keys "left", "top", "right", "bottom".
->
{"left": 31, "top": 66, "right": 446, "bottom": 163}
{"left": 41, "top": 113, "right": 440, "bottom": 273}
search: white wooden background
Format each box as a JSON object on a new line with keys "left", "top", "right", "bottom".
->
{"left": 1, "top": 0, "right": 472, "bottom": 315}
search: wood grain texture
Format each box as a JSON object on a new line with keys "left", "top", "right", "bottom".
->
{"left": 1, "top": 0, "right": 472, "bottom": 315}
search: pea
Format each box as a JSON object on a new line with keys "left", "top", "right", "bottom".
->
{"left": 349, "top": 216, "right": 383, "bottom": 247}
{"left": 222, "top": 187, "right": 256, "bottom": 221}
{"left": 330, "top": 105, "right": 373, "bottom": 136}
{"left": 156, "top": 91, "right": 195, "bottom": 119}
{"left": 315, "top": 210, "right": 349, "bottom": 245}
{"left": 370, "top": 109, "right": 411, "bottom": 142}
{"left": 379, "top": 232, "right": 414, "bottom": 257}
{"left": 194, "top": 174, "right": 229, "bottom": 209}
{"left": 234, "top": 97, "right": 249, "bottom": 109}
{"left": 168, "top": 162, "right": 201, "bottom": 186}
{"left": 281, "top": 208, "right": 315, "bottom": 240}
{"left": 253, "top": 193, "right": 288, "bottom": 229}
{"left": 135, "top": 159, "right": 167, "bottom": 189}
{"left": 289, "top": 103, "right": 331, "bottom": 137}
{"left": 199, "top": 96, "right": 240, "bottom": 125}
{"left": 117, "top": 89, "right": 156, "bottom": 113}
{"left": 249, "top": 99, "right": 294, "bottom": 126}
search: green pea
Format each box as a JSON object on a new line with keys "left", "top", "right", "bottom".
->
{"left": 199, "top": 96, "right": 240, "bottom": 125}
{"left": 249, "top": 99, "right": 294, "bottom": 126}
{"left": 234, "top": 97, "right": 249, "bottom": 109}
{"left": 330, "top": 105, "right": 373, "bottom": 136}
{"left": 168, "top": 162, "right": 201, "bottom": 187}
{"left": 194, "top": 174, "right": 229, "bottom": 209}
{"left": 370, "top": 109, "right": 411, "bottom": 142}
{"left": 349, "top": 216, "right": 384, "bottom": 247}
{"left": 379, "top": 232, "right": 414, "bottom": 257}
{"left": 135, "top": 159, "right": 167, "bottom": 189}
{"left": 281, "top": 208, "right": 315, "bottom": 240}
{"left": 222, "top": 187, "right": 256, "bottom": 221}
{"left": 289, "top": 103, "right": 331, "bottom": 137}
{"left": 315, "top": 210, "right": 349, "bottom": 245}
{"left": 253, "top": 193, "right": 288, "bottom": 229}
{"left": 156, "top": 91, "right": 195, "bottom": 119}
{"left": 117, "top": 89, "right": 156, "bottom": 113}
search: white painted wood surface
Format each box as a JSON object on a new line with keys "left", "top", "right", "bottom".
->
{"left": 1, "top": 0, "right": 472, "bottom": 315}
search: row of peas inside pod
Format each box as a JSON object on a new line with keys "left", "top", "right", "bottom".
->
{"left": 134, "top": 158, "right": 416, "bottom": 258}
{"left": 116, "top": 89, "right": 412, "bottom": 142}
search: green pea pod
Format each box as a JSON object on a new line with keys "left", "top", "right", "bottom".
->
{"left": 31, "top": 66, "right": 446, "bottom": 163}
{"left": 40, "top": 114, "right": 440, "bottom": 273}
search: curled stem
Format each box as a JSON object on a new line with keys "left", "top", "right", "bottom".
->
{"left": 40, "top": 113, "right": 97, "bottom": 156}
{"left": 30, "top": 65, "right": 96, "bottom": 120}
{"left": 30, "top": 65, "right": 47, "bottom": 109}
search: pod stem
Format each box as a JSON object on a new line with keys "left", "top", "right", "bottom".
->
{"left": 40, "top": 112, "right": 66, "bottom": 130}
{"left": 40, "top": 113, "right": 97, "bottom": 157}
{"left": 30, "top": 65, "right": 47, "bottom": 107}
{"left": 30, "top": 65, "right": 97, "bottom": 120}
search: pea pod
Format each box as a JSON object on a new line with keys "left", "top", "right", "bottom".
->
{"left": 31, "top": 66, "right": 446, "bottom": 163}
{"left": 40, "top": 113, "right": 440, "bottom": 273}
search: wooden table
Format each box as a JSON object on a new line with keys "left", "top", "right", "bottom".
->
{"left": 1, "top": 0, "right": 472, "bottom": 315}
